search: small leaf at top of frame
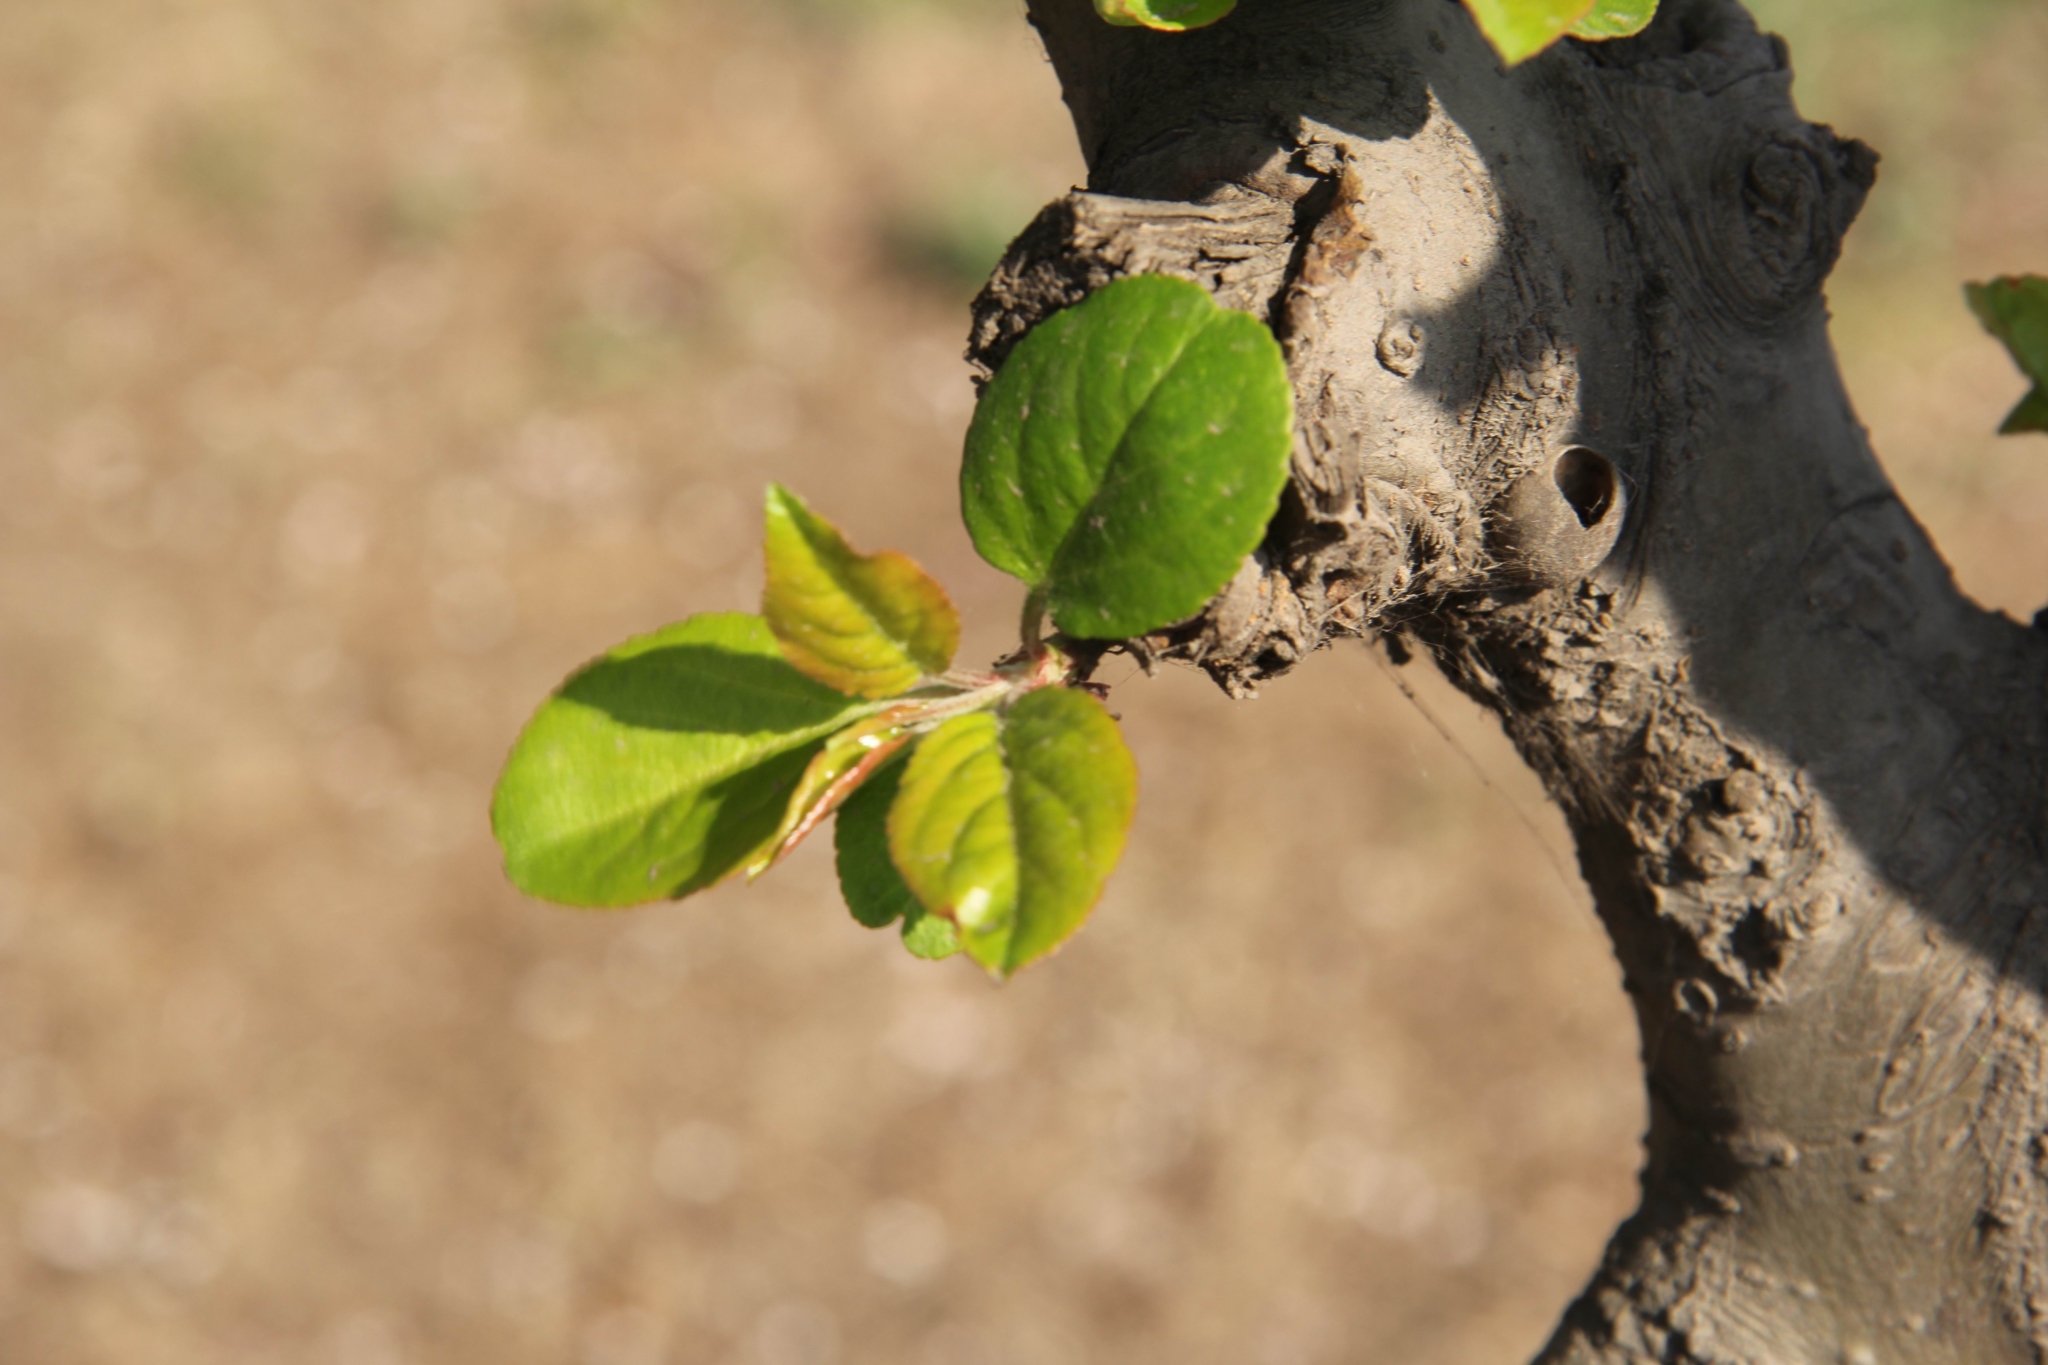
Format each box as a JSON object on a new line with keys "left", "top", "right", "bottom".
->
{"left": 1094, "top": 0, "right": 1236, "bottom": 31}
{"left": 961, "top": 273, "right": 1293, "bottom": 641}
{"left": 763, "top": 484, "right": 960, "bottom": 698}
{"left": 492, "top": 612, "right": 874, "bottom": 908}
{"left": 1461, "top": 0, "right": 1598, "bottom": 64}
{"left": 1967, "top": 276, "right": 2048, "bottom": 436}
{"left": 886, "top": 687, "right": 1136, "bottom": 979}
{"left": 1569, "top": 0, "right": 1657, "bottom": 41}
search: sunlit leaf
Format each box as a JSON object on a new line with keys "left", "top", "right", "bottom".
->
{"left": 887, "top": 711, "right": 1014, "bottom": 941}
{"left": 1569, "top": 0, "right": 1656, "bottom": 40}
{"left": 1967, "top": 275, "right": 2048, "bottom": 436}
{"left": 1094, "top": 0, "right": 1236, "bottom": 31}
{"left": 762, "top": 484, "right": 960, "bottom": 698}
{"left": 835, "top": 757, "right": 962, "bottom": 960}
{"left": 492, "top": 613, "right": 872, "bottom": 907}
{"left": 962, "top": 274, "right": 1293, "bottom": 640}
{"left": 887, "top": 687, "right": 1136, "bottom": 979}
{"left": 1462, "top": 0, "right": 1597, "bottom": 64}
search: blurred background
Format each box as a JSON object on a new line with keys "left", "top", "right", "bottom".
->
{"left": 0, "top": 1, "right": 2040, "bottom": 1362}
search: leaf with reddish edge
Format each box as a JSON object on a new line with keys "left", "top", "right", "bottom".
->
{"left": 746, "top": 707, "right": 918, "bottom": 877}
{"left": 762, "top": 485, "right": 960, "bottom": 698}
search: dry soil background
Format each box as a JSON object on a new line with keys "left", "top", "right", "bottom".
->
{"left": 0, "top": 1, "right": 2041, "bottom": 1363}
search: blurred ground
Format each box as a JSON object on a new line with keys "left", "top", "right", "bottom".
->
{"left": 0, "top": 2, "right": 2039, "bottom": 1363}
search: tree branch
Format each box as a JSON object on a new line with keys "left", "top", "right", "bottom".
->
{"left": 983, "top": 0, "right": 2048, "bottom": 1359}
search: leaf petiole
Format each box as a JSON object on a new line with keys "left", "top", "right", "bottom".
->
{"left": 906, "top": 678, "right": 1016, "bottom": 729}
{"left": 1020, "top": 585, "right": 1049, "bottom": 659}
{"left": 928, "top": 668, "right": 1004, "bottom": 693}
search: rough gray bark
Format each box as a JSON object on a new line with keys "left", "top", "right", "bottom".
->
{"left": 973, "top": 1, "right": 2048, "bottom": 1360}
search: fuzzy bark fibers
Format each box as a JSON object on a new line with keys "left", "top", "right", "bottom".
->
{"left": 974, "top": 1, "right": 2048, "bottom": 1360}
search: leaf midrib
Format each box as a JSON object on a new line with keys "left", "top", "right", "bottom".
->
{"left": 792, "top": 519, "right": 921, "bottom": 664}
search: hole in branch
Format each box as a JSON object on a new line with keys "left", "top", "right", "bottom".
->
{"left": 1553, "top": 447, "right": 1616, "bottom": 529}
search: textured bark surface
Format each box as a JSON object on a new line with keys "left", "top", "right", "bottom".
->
{"left": 978, "top": 0, "right": 2048, "bottom": 1360}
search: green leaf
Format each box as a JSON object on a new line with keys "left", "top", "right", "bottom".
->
{"left": 1966, "top": 276, "right": 2048, "bottom": 382}
{"left": 834, "top": 757, "right": 961, "bottom": 960}
{"left": 834, "top": 756, "right": 922, "bottom": 928}
{"left": 1094, "top": 0, "right": 1236, "bottom": 30}
{"left": 2002, "top": 387, "right": 2048, "bottom": 437}
{"left": 1569, "top": 0, "right": 1656, "bottom": 40}
{"left": 492, "top": 613, "right": 872, "bottom": 908}
{"left": 962, "top": 274, "right": 1293, "bottom": 640}
{"left": 887, "top": 687, "right": 1137, "bottom": 979}
{"left": 762, "top": 484, "right": 960, "bottom": 698}
{"left": 1462, "top": 0, "right": 1597, "bottom": 64}
{"left": 901, "top": 910, "right": 964, "bottom": 960}
{"left": 1967, "top": 276, "right": 2048, "bottom": 436}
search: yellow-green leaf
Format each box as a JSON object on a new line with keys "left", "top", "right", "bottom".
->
{"left": 886, "top": 687, "right": 1136, "bottom": 979}
{"left": 1570, "top": 0, "right": 1656, "bottom": 40}
{"left": 1462, "top": 0, "right": 1597, "bottom": 64}
{"left": 900, "top": 910, "right": 964, "bottom": 960}
{"left": 887, "top": 711, "right": 1016, "bottom": 943}
{"left": 1094, "top": 0, "right": 1235, "bottom": 31}
{"left": 762, "top": 484, "right": 960, "bottom": 698}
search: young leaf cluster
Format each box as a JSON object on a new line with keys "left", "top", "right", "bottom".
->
{"left": 493, "top": 274, "right": 1294, "bottom": 981}
{"left": 492, "top": 484, "right": 1133, "bottom": 979}
{"left": 1968, "top": 275, "right": 2048, "bottom": 436}
{"left": 1090, "top": 0, "right": 1658, "bottom": 66}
